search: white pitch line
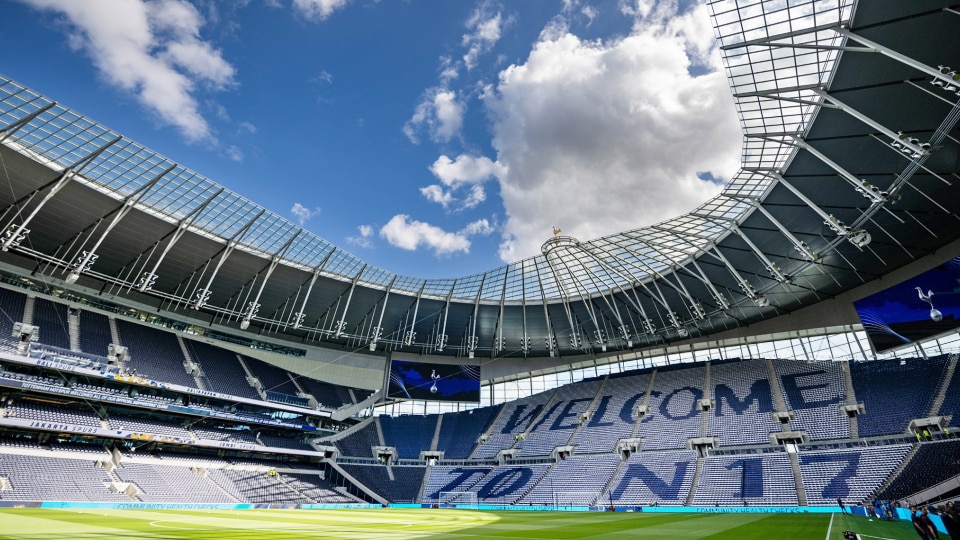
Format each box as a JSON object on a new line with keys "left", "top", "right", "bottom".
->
{"left": 858, "top": 535, "right": 899, "bottom": 540}
{"left": 825, "top": 512, "right": 835, "bottom": 540}
{"left": 149, "top": 520, "right": 202, "bottom": 530}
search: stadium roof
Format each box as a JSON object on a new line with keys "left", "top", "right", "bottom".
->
{"left": 0, "top": 0, "right": 957, "bottom": 360}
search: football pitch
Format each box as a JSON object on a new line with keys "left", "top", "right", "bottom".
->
{"left": 0, "top": 507, "right": 924, "bottom": 539}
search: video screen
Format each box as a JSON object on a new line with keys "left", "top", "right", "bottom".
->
{"left": 387, "top": 359, "right": 480, "bottom": 402}
{"left": 854, "top": 257, "right": 960, "bottom": 353}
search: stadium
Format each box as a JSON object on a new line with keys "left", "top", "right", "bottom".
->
{"left": 0, "top": 1, "right": 959, "bottom": 538}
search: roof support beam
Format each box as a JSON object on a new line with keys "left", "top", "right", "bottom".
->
{"left": 240, "top": 231, "right": 301, "bottom": 330}
{"left": 0, "top": 101, "right": 57, "bottom": 143}
{"left": 133, "top": 187, "right": 225, "bottom": 292}
{"left": 1, "top": 135, "right": 122, "bottom": 252}
{"left": 190, "top": 210, "right": 264, "bottom": 309}
{"left": 436, "top": 281, "right": 455, "bottom": 352}
{"left": 404, "top": 283, "right": 425, "bottom": 346}
{"left": 333, "top": 264, "right": 366, "bottom": 337}
{"left": 835, "top": 27, "right": 960, "bottom": 89}
{"left": 63, "top": 163, "right": 176, "bottom": 284}
{"left": 290, "top": 253, "right": 332, "bottom": 329}
{"left": 368, "top": 276, "right": 395, "bottom": 351}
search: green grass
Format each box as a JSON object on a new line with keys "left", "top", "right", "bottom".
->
{"left": 0, "top": 508, "right": 924, "bottom": 539}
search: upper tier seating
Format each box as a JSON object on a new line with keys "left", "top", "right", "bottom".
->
{"left": 708, "top": 361, "right": 781, "bottom": 446}
{"left": 335, "top": 421, "right": 380, "bottom": 458}
{"left": 570, "top": 372, "right": 649, "bottom": 454}
{"left": 434, "top": 404, "right": 502, "bottom": 459}
{"left": 771, "top": 359, "right": 848, "bottom": 440}
{"left": 31, "top": 298, "right": 70, "bottom": 350}
{"left": 183, "top": 340, "right": 261, "bottom": 400}
{"left": 116, "top": 320, "right": 197, "bottom": 388}
{"left": 378, "top": 414, "right": 437, "bottom": 459}
{"left": 851, "top": 357, "right": 949, "bottom": 437}
{"left": 296, "top": 376, "right": 355, "bottom": 409}
{"left": 0, "top": 287, "right": 27, "bottom": 353}
{"left": 935, "top": 357, "right": 960, "bottom": 420}
{"left": 78, "top": 310, "right": 112, "bottom": 357}
{"left": 240, "top": 355, "right": 300, "bottom": 396}
{"left": 693, "top": 453, "right": 798, "bottom": 506}
{"left": 471, "top": 389, "right": 556, "bottom": 459}
{"left": 800, "top": 445, "right": 911, "bottom": 505}
{"left": 636, "top": 365, "right": 705, "bottom": 450}
{"left": 606, "top": 450, "right": 697, "bottom": 506}
{"left": 517, "top": 379, "right": 604, "bottom": 457}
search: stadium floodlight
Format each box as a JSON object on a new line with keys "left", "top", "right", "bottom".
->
{"left": 65, "top": 271, "right": 80, "bottom": 284}
{"left": 11, "top": 322, "right": 39, "bottom": 355}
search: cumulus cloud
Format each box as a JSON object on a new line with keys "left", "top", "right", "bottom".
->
{"left": 429, "top": 154, "right": 504, "bottom": 186}
{"left": 404, "top": 88, "right": 465, "bottom": 144}
{"left": 461, "top": 184, "right": 486, "bottom": 210}
{"left": 380, "top": 215, "right": 495, "bottom": 256}
{"left": 419, "top": 185, "right": 454, "bottom": 209}
{"left": 292, "top": 0, "right": 349, "bottom": 21}
{"left": 19, "top": 0, "right": 236, "bottom": 142}
{"left": 484, "top": 3, "right": 742, "bottom": 262}
{"left": 290, "top": 202, "right": 321, "bottom": 226}
{"left": 347, "top": 224, "right": 374, "bottom": 248}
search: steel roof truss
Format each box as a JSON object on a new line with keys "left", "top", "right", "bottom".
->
{"left": 1, "top": 135, "right": 122, "bottom": 252}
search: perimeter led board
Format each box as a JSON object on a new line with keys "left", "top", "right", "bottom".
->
{"left": 854, "top": 257, "right": 960, "bottom": 353}
{"left": 386, "top": 359, "right": 480, "bottom": 402}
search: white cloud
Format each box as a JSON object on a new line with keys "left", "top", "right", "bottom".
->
{"left": 403, "top": 88, "right": 465, "bottom": 144}
{"left": 19, "top": 0, "right": 236, "bottom": 142}
{"left": 291, "top": 202, "right": 321, "bottom": 226}
{"left": 379, "top": 215, "right": 496, "bottom": 256}
{"left": 462, "top": 9, "right": 504, "bottom": 70}
{"left": 292, "top": 0, "right": 349, "bottom": 21}
{"left": 347, "top": 224, "right": 374, "bottom": 248}
{"left": 461, "top": 218, "right": 494, "bottom": 236}
{"left": 484, "top": 4, "right": 742, "bottom": 262}
{"left": 461, "top": 184, "right": 486, "bottom": 210}
{"left": 419, "top": 185, "right": 454, "bottom": 209}
{"left": 225, "top": 145, "right": 243, "bottom": 162}
{"left": 380, "top": 215, "right": 472, "bottom": 256}
{"left": 429, "top": 154, "right": 504, "bottom": 186}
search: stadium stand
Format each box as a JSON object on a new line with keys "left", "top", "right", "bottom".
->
{"left": 334, "top": 421, "right": 380, "bottom": 458}
{"left": 799, "top": 445, "right": 911, "bottom": 506}
{"left": 772, "top": 360, "right": 848, "bottom": 440}
{"left": 471, "top": 389, "right": 556, "bottom": 458}
{"left": 708, "top": 360, "right": 780, "bottom": 446}
{"left": 875, "top": 440, "right": 960, "bottom": 501}
{"left": 520, "top": 453, "right": 620, "bottom": 505}
{"left": 0, "top": 455, "right": 129, "bottom": 502}
{"left": 851, "top": 357, "right": 949, "bottom": 437}
{"left": 115, "top": 320, "right": 198, "bottom": 388}
{"left": 0, "top": 287, "right": 27, "bottom": 352}
{"left": 636, "top": 365, "right": 704, "bottom": 450}
{"left": 693, "top": 453, "right": 798, "bottom": 506}
{"left": 569, "top": 372, "right": 648, "bottom": 454}
{"left": 183, "top": 340, "right": 261, "bottom": 400}
{"left": 434, "top": 404, "right": 502, "bottom": 459}
{"left": 606, "top": 450, "right": 698, "bottom": 506}
{"left": 378, "top": 414, "right": 437, "bottom": 459}
{"left": 240, "top": 355, "right": 300, "bottom": 397}
{"left": 338, "top": 464, "right": 425, "bottom": 502}
{"left": 517, "top": 379, "right": 604, "bottom": 457}
{"left": 77, "top": 310, "right": 112, "bottom": 357}
{"left": 30, "top": 298, "right": 70, "bottom": 350}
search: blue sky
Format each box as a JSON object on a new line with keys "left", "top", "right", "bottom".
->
{"left": 0, "top": 0, "right": 741, "bottom": 278}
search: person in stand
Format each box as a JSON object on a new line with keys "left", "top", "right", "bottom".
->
{"left": 838, "top": 497, "right": 847, "bottom": 514}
